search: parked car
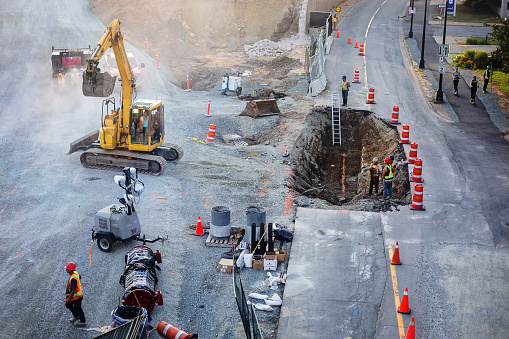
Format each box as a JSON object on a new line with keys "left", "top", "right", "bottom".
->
{"left": 106, "top": 52, "right": 144, "bottom": 89}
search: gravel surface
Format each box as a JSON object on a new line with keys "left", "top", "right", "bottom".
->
{"left": 0, "top": 1, "right": 311, "bottom": 338}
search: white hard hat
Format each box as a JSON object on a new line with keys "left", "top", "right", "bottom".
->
{"left": 373, "top": 157, "right": 378, "bottom": 162}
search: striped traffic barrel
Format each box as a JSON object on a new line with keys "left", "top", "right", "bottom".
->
{"left": 408, "top": 142, "right": 418, "bottom": 163}
{"left": 411, "top": 158, "right": 422, "bottom": 182}
{"left": 400, "top": 124, "right": 409, "bottom": 144}
{"left": 411, "top": 184, "right": 424, "bottom": 210}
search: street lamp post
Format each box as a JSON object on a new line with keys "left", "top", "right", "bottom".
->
{"left": 419, "top": 0, "right": 428, "bottom": 68}
{"left": 436, "top": 5, "right": 448, "bottom": 102}
{"left": 409, "top": 0, "right": 415, "bottom": 38}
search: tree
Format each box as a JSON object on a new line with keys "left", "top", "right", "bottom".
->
{"left": 487, "top": 18, "right": 509, "bottom": 73}
{"left": 464, "top": 0, "right": 484, "bottom": 8}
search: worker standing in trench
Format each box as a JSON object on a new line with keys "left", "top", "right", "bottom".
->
{"left": 381, "top": 157, "right": 393, "bottom": 200}
{"left": 65, "top": 262, "right": 86, "bottom": 327}
{"left": 367, "top": 157, "right": 381, "bottom": 196}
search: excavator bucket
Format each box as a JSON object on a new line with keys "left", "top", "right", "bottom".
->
{"left": 82, "top": 71, "right": 117, "bottom": 97}
{"left": 239, "top": 99, "right": 281, "bottom": 118}
{"left": 67, "top": 130, "right": 99, "bottom": 154}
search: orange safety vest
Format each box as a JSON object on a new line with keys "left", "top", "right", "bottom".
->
{"left": 391, "top": 162, "right": 397, "bottom": 175}
{"left": 370, "top": 164, "right": 380, "bottom": 177}
{"left": 66, "top": 272, "right": 83, "bottom": 301}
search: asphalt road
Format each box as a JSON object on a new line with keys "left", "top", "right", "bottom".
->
{"left": 281, "top": 0, "right": 509, "bottom": 338}
{"left": 0, "top": 1, "right": 299, "bottom": 338}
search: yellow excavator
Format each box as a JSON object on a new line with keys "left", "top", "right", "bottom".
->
{"left": 68, "top": 19, "right": 183, "bottom": 175}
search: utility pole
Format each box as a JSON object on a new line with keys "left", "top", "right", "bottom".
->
{"left": 436, "top": 4, "right": 448, "bottom": 102}
{"left": 409, "top": 0, "right": 415, "bottom": 38}
{"left": 419, "top": 0, "right": 428, "bottom": 68}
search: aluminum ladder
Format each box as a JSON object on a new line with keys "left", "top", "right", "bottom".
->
{"left": 331, "top": 92, "right": 341, "bottom": 145}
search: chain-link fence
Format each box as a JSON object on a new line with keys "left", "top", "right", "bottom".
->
{"left": 306, "top": 13, "right": 334, "bottom": 97}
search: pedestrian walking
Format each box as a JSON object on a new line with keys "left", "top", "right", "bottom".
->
{"left": 65, "top": 262, "right": 86, "bottom": 327}
{"left": 340, "top": 75, "right": 350, "bottom": 106}
{"left": 483, "top": 65, "right": 492, "bottom": 93}
{"left": 470, "top": 76, "right": 478, "bottom": 105}
{"left": 368, "top": 157, "right": 381, "bottom": 196}
{"left": 452, "top": 67, "right": 460, "bottom": 96}
{"left": 381, "top": 157, "right": 393, "bottom": 200}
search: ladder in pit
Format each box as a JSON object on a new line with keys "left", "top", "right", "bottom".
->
{"left": 332, "top": 92, "right": 341, "bottom": 145}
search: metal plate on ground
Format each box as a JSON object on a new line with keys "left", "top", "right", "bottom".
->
{"left": 223, "top": 134, "right": 248, "bottom": 146}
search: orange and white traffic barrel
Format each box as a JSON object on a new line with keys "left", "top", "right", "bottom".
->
{"left": 391, "top": 106, "right": 400, "bottom": 124}
{"left": 411, "top": 184, "right": 424, "bottom": 210}
{"left": 352, "top": 69, "right": 360, "bottom": 83}
{"left": 400, "top": 124, "right": 409, "bottom": 144}
{"left": 205, "top": 124, "right": 216, "bottom": 143}
{"left": 408, "top": 142, "right": 418, "bottom": 163}
{"left": 411, "top": 158, "right": 423, "bottom": 182}
{"left": 358, "top": 44, "right": 364, "bottom": 56}
{"left": 366, "top": 87, "right": 375, "bottom": 104}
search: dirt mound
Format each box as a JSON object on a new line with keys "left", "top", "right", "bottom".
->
{"left": 289, "top": 107, "right": 411, "bottom": 206}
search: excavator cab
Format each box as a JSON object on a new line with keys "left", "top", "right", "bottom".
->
{"left": 129, "top": 99, "right": 165, "bottom": 147}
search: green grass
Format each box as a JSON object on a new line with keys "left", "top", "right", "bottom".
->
{"left": 466, "top": 36, "right": 498, "bottom": 45}
{"left": 446, "top": 4, "right": 500, "bottom": 23}
{"left": 492, "top": 71, "right": 509, "bottom": 97}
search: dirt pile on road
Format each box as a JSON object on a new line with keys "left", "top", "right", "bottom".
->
{"left": 290, "top": 107, "right": 411, "bottom": 206}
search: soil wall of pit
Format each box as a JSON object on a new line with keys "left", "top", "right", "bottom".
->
{"left": 290, "top": 107, "right": 411, "bottom": 205}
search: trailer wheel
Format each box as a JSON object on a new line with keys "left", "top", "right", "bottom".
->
{"left": 97, "top": 234, "right": 114, "bottom": 252}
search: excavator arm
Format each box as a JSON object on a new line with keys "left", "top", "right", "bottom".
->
{"left": 83, "top": 19, "right": 134, "bottom": 112}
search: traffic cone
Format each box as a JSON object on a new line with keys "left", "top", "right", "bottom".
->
{"left": 337, "top": 30, "right": 340, "bottom": 38}
{"left": 348, "top": 36, "right": 351, "bottom": 44}
{"left": 405, "top": 316, "right": 415, "bottom": 339}
{"left": 398, "top": 287, "right": 411, "bottom": 314}
{"left": 391, "top": 241, "right": 402, "bottom": 265}
{"left": 157, "top": 321, "right": 198, "bottom": 339}
{"left": 195, "top": 216, "right": 204, "bottom": 236}
{"left": 354, "top": 40, "right": 359, "bottom": 48}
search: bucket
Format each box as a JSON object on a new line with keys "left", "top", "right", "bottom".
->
{"left": 244, "top": 206, "right": 266, "bottom": 244}
{"left": 244, "top": 253, "right": 253, "bottom": 268}
{"left": 210, "top": 206, "right": 231, "bottom": 240}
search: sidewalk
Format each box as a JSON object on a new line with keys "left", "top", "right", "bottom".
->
{"left": 405, "top": 36, "right": 509, "bottom": 135}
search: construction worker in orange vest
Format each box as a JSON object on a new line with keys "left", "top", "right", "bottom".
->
{"left": 382, "top": 157, "right": 394, "bottom": 200}
{"left": 368, "top": 157, "right": 381, "bottom": 196}
{"left": 65, "top": 262, "right": 86, "bottom": 326}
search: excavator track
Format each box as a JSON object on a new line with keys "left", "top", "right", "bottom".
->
{"left": 156, "top": 143, "right": 184, "bottom": 162}
{"left": 80, "top": 148, "right": 167, "bottom": 175}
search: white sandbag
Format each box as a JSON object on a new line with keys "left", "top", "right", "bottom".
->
{"left": 248, "top": 293, "right": 268, "bottom": 300}
{"left": 253, "top": 303, "right": 274, "bottom": 312}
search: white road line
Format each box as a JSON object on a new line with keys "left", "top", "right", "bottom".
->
{"left": 363, "top": 0, "right": 389, "bottom": 110}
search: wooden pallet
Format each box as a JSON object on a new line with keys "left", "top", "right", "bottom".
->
{"left": 205, "top": 233, "right": 241, "bottom": 248}
{"left": 205, "top": 227, "right": 244, "bottom": 248}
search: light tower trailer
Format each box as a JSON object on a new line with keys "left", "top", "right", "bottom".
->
{"left": 92, "top": 167, "right": 165, "bottom": 252}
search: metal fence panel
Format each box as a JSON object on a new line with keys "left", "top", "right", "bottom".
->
{"left": 233, "top": 266, "right": 252, "bottom": 339}
{"left": 251, "top": 303, "right": 263, "bottom": 339}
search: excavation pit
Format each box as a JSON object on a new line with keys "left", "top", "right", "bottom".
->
{"left": 290, "top": 107, "right": 411, "bottom": 207}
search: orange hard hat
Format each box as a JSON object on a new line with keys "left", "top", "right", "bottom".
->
{"left": 65, "top": 262, "right": 77, "bottom": 271}
{"left": 384, "top": 157, "right": 391, "bottom": 163}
